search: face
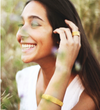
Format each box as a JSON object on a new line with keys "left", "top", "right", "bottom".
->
{"left": 16, "top": 1, "right": 54, "bottom": 63}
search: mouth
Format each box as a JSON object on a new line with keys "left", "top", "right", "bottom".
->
{"left": 21, "top": 43, "right": 37, "bottom": 53}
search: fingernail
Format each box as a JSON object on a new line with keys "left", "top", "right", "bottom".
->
{"left": 53, "top": 30, "right": 56, "bottom": 33}
{"left": 65, "top": 19, "right": 68, "bottom": 22}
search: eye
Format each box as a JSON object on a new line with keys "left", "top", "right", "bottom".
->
{"left": 31, "top": 20, "right": 40, "bottom": 28}
{"left": 18, "top": 17, "right": 24, "bottom": 27}
{"left": 18, "top": 23, "right": 24, "bottom": 27}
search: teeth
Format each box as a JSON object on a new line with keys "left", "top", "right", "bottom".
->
{"left": 22, "top": 44, "right": 35, "bottom": 48}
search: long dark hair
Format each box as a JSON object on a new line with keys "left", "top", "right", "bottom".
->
{"left": 25, "top": 0, "right": 100, "bottom": 109}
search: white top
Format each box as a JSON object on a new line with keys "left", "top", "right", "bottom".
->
{"left": 16, "top": 65, "right": 84, "bottom": 110}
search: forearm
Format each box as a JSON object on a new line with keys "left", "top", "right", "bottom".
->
{"left": 37, "top": 19, "right": 81, "bottom": 110}
{"left": 37, "top": 66, "right": 71, "bottom": 110}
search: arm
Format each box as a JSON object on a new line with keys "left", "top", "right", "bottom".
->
{"left": 37, "top": 68, "right": 71, "bottom": 110}
{"left": 72, "top": 90, "right": 96, "bottom": 110}
{"left": 37, "top": 20, "right": 96, "bottom": 110}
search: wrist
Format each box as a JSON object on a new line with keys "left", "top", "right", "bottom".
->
{"left": 55, "top": 63, "right": 71, "bottom": 74}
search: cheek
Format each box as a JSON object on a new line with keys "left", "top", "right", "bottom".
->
{"left": 30, "top": 28, "right": 53, "bottom": 44}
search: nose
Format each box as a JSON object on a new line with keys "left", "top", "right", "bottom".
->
{"left": 16, "top": 26, "right": 29, "bottom": 43}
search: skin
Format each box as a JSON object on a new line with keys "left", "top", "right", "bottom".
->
{"left": 16, "top": 1, "right": 96, "bottom": 110}
{"left": 16, "top": 1, "right": 54, "bottom": 64}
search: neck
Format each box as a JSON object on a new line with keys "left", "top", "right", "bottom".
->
{"left": 36, "top": 55, "right": 56, "bottom": 87}
{"left": 35, "top": 55, "right": 77, "bottom": 88}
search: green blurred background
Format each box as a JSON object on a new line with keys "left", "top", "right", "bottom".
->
{"left": 1, "top": 0, "right": 100, "bottom": 109}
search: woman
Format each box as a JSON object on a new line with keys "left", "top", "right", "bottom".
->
{"left": 16, "top": 0, "right": 100, "bottom": 110}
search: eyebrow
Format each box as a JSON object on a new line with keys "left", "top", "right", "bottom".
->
{"left": 21, "top": 15, "right": 44, "bottom": 21}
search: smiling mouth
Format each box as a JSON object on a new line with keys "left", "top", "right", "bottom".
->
{"left": 22, "top": 44, "right": 36, "bottom": 48}
{"left": 21, "top": 43, "right": 37, "bottom": 52}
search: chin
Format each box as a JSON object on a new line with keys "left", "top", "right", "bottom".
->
{"left": 21, "top": 56, "right": 33, "bottom": 63}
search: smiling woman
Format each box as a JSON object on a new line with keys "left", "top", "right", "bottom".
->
{"left": 16, "top": 0, "right": 100, "bottom": 110}
{"left": 16, "top": 1, "right": 54, "bottom": 63}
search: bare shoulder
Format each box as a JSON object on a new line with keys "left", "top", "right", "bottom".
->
{"left": 72, "top": 90, "right": 96, "bottom": 110}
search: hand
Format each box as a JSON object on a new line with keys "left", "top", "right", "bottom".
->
{"left": 53, "top": 20, "right": 81, "bottom": 72}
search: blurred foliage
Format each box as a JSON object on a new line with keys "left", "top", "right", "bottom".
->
{"left": 71, "top": 0, "right": 100, "bottom": 59}
{"left": 1, "top": 0, "right": 33, "bottom": 109}
{"left": 1, "top": 0, "right": 100, "bottom": 110}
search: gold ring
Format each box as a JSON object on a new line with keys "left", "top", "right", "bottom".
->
{"left": 72, "top": 31, "right": 80, "bottom": 36}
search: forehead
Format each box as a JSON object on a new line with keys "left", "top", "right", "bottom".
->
{"left": 21, "top": 1, "right": 47, "bottom": 20}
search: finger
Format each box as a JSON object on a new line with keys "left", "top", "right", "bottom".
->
{"left": 73, "top": 35, "right": 79, "bottom": 44}
{"left": 73, "top": 33, "right": 81, "bottom": 48}
{"left": 65, "top": 19, "right": 80, "bottom": 46}
{"left": 65, "top": 19, "right": 78, "bottom": 31}
{"left": 59, "top": 28, "right": 73, "bottom": 42}
{"left": 53, "top": 28, "right": 67, "bottom": 44}
{"left": 73, "top": 31, "right": 80, "bottom": 41}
